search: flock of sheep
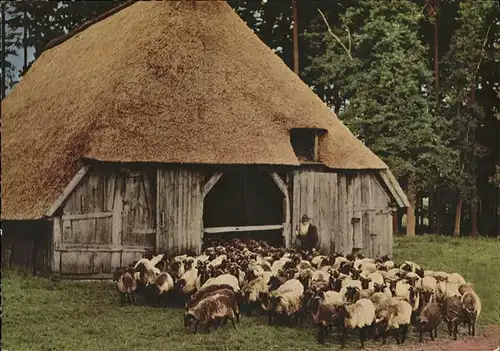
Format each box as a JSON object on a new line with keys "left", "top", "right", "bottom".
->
{"left": 114, "top": 238, "right": 481, "bottom": 348}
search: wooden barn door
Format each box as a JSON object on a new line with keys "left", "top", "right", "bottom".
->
{"left": 157, "top": 168, "right": 204, "bottom": 255}
{"left": 120, "top": 169, "right": 156, "bottom": 250}
{"left": 292, "top": 170, "right": 338, "bottom": 253}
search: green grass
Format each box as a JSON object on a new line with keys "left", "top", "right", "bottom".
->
{"left": 3, "top": 235, "right": 500, "bottom": 351}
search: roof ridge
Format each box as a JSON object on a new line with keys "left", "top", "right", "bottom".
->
{"left": 44, "top": 0, "right": 137, "bottom": 52}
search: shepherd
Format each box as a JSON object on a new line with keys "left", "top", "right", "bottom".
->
{"left": 295, "top": 214, "right": 319, "bottom": 252}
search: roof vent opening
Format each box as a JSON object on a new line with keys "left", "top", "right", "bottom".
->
{"left": 290, "top": 128, "right": 322, "bottom": 163}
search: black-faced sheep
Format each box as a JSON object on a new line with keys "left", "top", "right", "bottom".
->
{"left": 442, "top": 295, "right": 466, "bottom": 340}
{"left": 309, "top": 292, "right": 344, "bottom": 344}
{"left": 418, "top": 297, "right": 442, "bottom": 342}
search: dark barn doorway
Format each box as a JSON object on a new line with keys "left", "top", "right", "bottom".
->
{"left": 203, "top": 169, "right": 285, "bottom": 247}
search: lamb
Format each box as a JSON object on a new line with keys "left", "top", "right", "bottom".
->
{"left": 116, "top": 268, "right": 137, "bottom": 305}
{"left": 340, "top": 298, "right": 376, "bottom": 349}
{"left": 375, "top": 298, "right": 412, "bottom": 345}
{"left": 184, "top": 291, "right": 238, "bottom": 333}
{"left": 461, "top": 289, "right": 481, "bottom": 336}
{"left": 200, "top": 273, "right": 240, "bottom": 293}
{"left": 418, "top": 297, "right": 442, "bottom": 342}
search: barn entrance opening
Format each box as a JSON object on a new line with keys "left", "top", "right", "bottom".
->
{"left": 202, "top": 169, "right": 286, "bottom": 248}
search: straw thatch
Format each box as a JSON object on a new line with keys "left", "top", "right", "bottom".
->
{"left": 1, "top": 1, "right": 387, "bottom": 220}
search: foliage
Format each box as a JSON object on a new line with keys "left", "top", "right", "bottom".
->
{"left": 440, "top": 0, "right": 499, "bottom": 200}
{"left": 3, "top": 236, "right": 500, "bottom": 350}
{"left": 305, "top": 0, "right": 451, "bottom": 190}
{"left": 490, "top": 165, "right": 500, "bottom": 188}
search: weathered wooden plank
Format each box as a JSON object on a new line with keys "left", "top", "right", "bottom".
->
{"left": 112, "top": 172, "right": 123, "bottom": 246}
{"left": 204, "top": 224, "right": 284, "bottom": 234}
{"left": 46, "top": 165, "right": 91, "bottom": 216}
{"left": 386, "top": 212, "right": 394, "bottom": 256}
{"left": 61, "top": 212, "right": 113, "bottom": 221}
{"left": 57, "top": 244, "right": 154, "bottom": 252}
{"left": 270, "top": 173, "right": 288, "bottom": 196}
{"left": 337, "top": 175, "right": 348, "bottom": 254}
{"left": 379, "top": 169, "right": 410, "bottom": 207}
{"left": 95, "top": 217, "right": 112, "bottom": 244}
{"left": 353, "top": 210, "right": 363, "bottom": 248}
{"left": 346, "top": 175, "right": 355, "bottom": 254}
{"left": 318, "top": 173, "right": 329, "bottom": 252}
{"left": 62, "top": 219, "right": 72, "bottom": 243}
{"left": 292, "top": 171, "right": 301, "bottom": 241}
{"left": 329, "top": 173, "right": 338, "bottom": 253}
{"left": 60, "top": 252, "right": 93, "bottom": 274}
{"left": 306, "top": 171, "right": 315, "bottom": 218}
{"left": 156, "top": 169, "right": 161, "bottom": 252}
{"left": 93, "top": 252, "right": 112, "bottom": 273}
{"left": 202, "top": 172, "right": 223, "bottom": 198}
{"left": 52, "top": 217, "right": 62, "bottom": 272}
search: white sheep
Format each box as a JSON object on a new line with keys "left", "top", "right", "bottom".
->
{"left": 447, "top": 272, "right": 466, "bottom": 286}
{"left": 334, "top": 256, "right": 349, "bottom": 269}
{"left": 271, "top": 258, "right": 291, "bottom": 275}
{"left": 461, "top": 289, "right": 481, "bottom": 336}
{"left": 342, "top": 298, "right": 376, "bottom": 349}
{"left": 367, "top": 272, "right": 384, "bottom": 290}
{"left": 375, "top": 298, "right": 412, "bottom": 345}
{"left": 311, "top": 269, "right": 330, "bottom": 283}
{"left": 177, "top": 267, "right": 199, "bottom": 295}
{"left": 311, "top": 255, "right": 328, "bottom": 268}
{"left": 274, "top": 278, "right": 304, "bottom": 296}
{"left": 444, "top": 281, "right": 461, "bottom": 298}
{"left": 200, "top": 273, "right": 240, "bottom": 293}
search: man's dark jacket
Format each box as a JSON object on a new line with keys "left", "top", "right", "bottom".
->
{"left": 298, "top": 224, "right": 319, "bottom": 251}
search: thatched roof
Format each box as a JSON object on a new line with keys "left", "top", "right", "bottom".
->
{"left": 1, "top": 1, "right": 387, "bottom": 220}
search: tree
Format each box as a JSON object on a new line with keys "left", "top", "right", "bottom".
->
{"left": 305, "top": 0, "right": 452, "bottom": 236}
{"left": 441, "top": 0, "right": 498, "bottom": 236}
{"left": 1, "top": 1, "right": 21, "bottom": 98}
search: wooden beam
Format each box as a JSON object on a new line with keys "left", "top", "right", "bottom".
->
{"left": 156, "top": 168, "right": 161, "bottom": 252}
{"left": 55, "top": 244, "right": 154, "bottom": 253}
{"left": 313, "top": 134, "right": 319, "bottom": 162}
{"left": 61, "top": 212, "right": 113, "bottom": 221}
{"left": 270, "top": 173, "right": 287, "bottom": 196}
{"left": 270, "top": 172, "right": 291, "bottom": 247}
{"left": 111, "top": 172, "right": 124, "bottom": 268}
{"left": 203, "top": 224, "right": 284, "bottom": 234}
{"left": 202, "top": 172, "right": 223, "bottom": 198}
{"left": 46, "top": 165, "right": 91, "bottom": 216}
{"left": 379, "top": 170, "right": 410, "bottom": 208}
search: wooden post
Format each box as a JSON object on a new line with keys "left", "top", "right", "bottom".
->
{"left": 52, "top": 217, "right": 62, "bottom": 272}
{"left": 406, "top": 177, "right": 417, "bottom": 236}
{"left": 292, "top": 0, "right": 299, "bottom": 76}
{"left": 270, "top": 173, "right": 291, "bottom": 248}
{"left": 111, "top": 171, "right": 123, "bottom": 268}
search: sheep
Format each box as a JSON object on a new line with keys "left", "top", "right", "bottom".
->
{"left": 418, "top": 297, "right": 442, "bottom": 342}
{"left": 311, "top": 255, "right": 328, "bottom": 268}
{"left": 268, "top": 291, "right": 303, "bottom": 326}
{"left": 444, "top": 281, "right": 461, "bottom": 298}
{"left": 200, "top": 273, "right": 240, "bottom": 293}
{"left": 275, "top": 278, "right": 304, "bottom": 296}
{"left": 340, "top": 298, "right": 376, "bottom": 349}
{"left": 309, "top": 293, "right": 344, "bottom": 344}
{"left": 188, "top": 284, "right": 236, "bottom": 309}
{"left": 116, "top": 268, "right": 137, "bottom": 305}
{"left": 240, "top": 274, "right": 270, "bottom": 316}
{"left": 184, "top": 291, "right": 238, "bottom": 333}
{"left": 420, "top": 276, "right": 437, "bottom": 298}
{"left": 367, "top": 272, "right": 384, "bottom": 290}
{"left": 375, "top": 298, "right": 412, "bottom": 345}
{"left": 458, "top": 282, "right": 475, "bottom": 295}
{"left": 461, "top": 289, "right": 481, "bottom": 336}
{"left": 154, "top": 272, "right": 174, "bottom": 305}
{"left": 340, "top": 278, "right": 362, "bottom": 298}
{"left": 447, "top": 272, "right": 466, "bottom": 286}
{"left": 442, "top": 295, "right": 466, "bottom": 340}
{"left": 176, "top": 267, "right": 199, "bottom": 296}
{"left": 370, "top": 292, "right": 392, "bottom": 318}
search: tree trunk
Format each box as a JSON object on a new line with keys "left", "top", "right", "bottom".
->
{"left": 406, "top": 177, "right": 417, "bottom": 236}
{"left": 436, "top": 187, "right": 441, "bottom": 234}
{"left": 292, "top": 0, "right": 299, "bottom": 76}
{"left": 392, "top": 211, "right": 399, "bottom": 235}
{"left": 453, "top": 198, "right": 462, "bottom": 237}
{"left": 470, "top": 84, "right": 479, "bottom": 237}
{"left": 23, "top": 7, "right": 28, "bottom": 72}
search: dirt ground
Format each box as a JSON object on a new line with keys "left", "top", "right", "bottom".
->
{"left": 369, "top": 325, "right": 500, "bottom": 351}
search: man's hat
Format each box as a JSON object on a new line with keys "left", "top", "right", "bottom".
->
{"left": 301, "top": 214, "right": 311, "bottom": 222}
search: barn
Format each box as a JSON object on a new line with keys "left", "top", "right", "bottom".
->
{"left": 1, "top": 1, "right": 409, "bottom": 278}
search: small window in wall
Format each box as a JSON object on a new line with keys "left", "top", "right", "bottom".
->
{"left": 290, "top": 128, "right": 320, "bottom": 163}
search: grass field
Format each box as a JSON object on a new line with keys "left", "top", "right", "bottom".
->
{"left": 3, "top": 235, "right": 500, "bottom": 351}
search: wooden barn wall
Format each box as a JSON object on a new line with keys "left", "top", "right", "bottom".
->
{"left": 157, "top": 168, "right": 204, "bottom": 255}
{"left": 53, "top": 167, "right": 156, "bottom": 278}
{"left": 1, "top": 220, "right": 52, "bottom": 275}
{"left": 292, "top": 170, "right": 393, "bottom": 257}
